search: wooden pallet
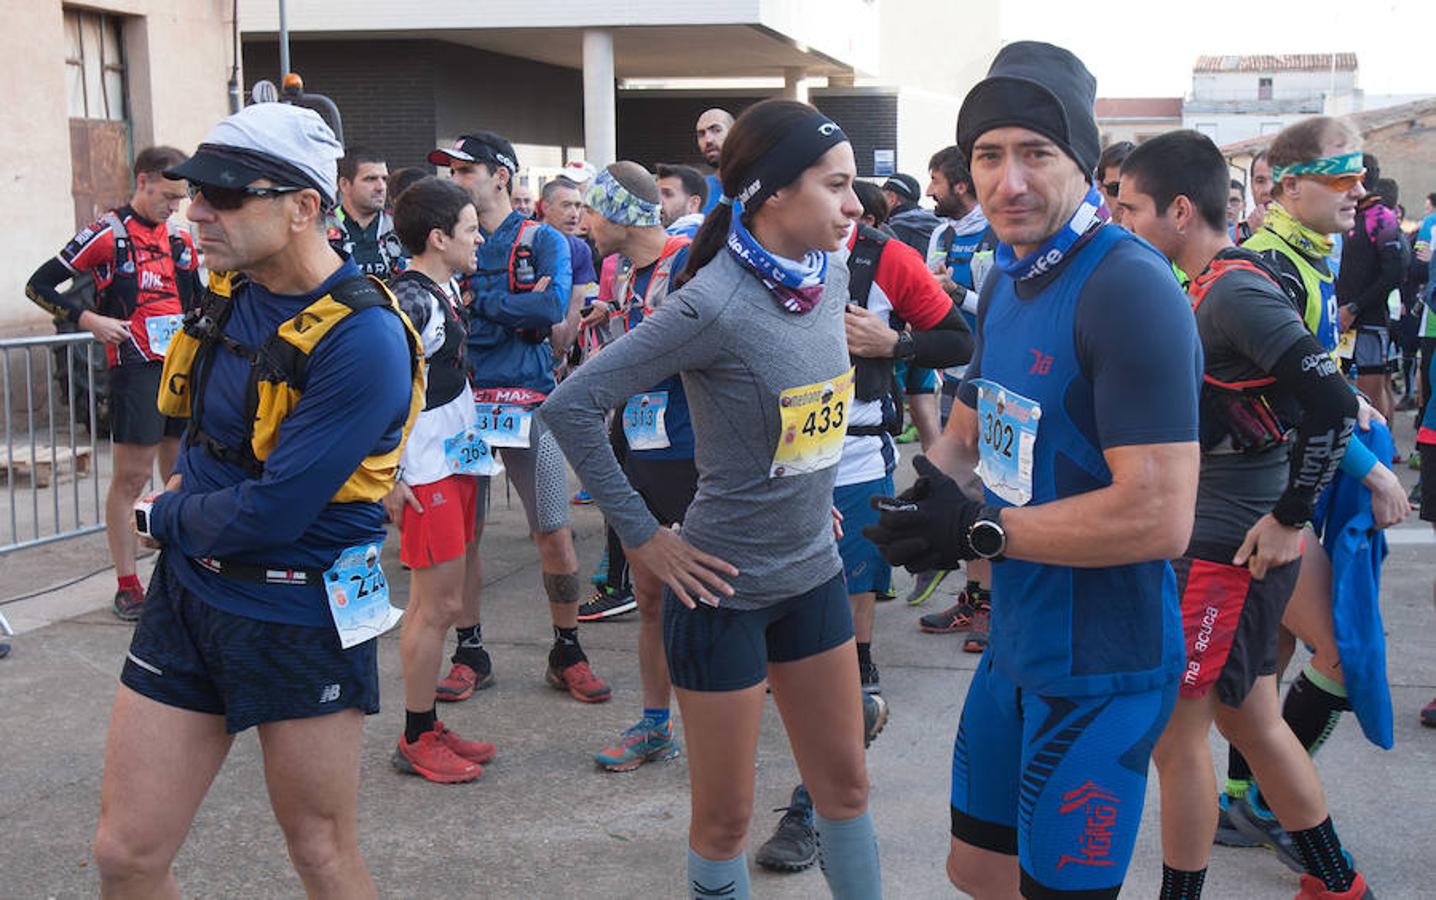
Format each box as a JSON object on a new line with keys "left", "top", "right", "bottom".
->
{"left": 0, "top": 445, "right": 93, "bottom": 488}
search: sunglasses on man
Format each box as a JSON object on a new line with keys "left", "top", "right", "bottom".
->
{"left": 188, "top": 181, "right": 306, "bottom": 211}
{"left": 1300, "top": 171, "right": 1365, "bottom": 193}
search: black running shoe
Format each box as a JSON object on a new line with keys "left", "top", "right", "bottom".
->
{"left": 863, "top": 693, "right": 889, "bottom": 748}
{"left": 755, "top": 785, "right": 817, "bottom": 873}
{"left": 577, "top": 585, "right": 637, "bottom": 622}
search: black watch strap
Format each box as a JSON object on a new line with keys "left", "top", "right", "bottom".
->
{"left": 894, "top": 330, "right": 916, "bottom": 360}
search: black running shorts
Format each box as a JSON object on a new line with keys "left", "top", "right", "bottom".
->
{"left": 625, "top": 456, "right": 698, "bottom": 527}
{"left": 121, "top": 555, "right": 380, "bottom": 733}
{"left": 1172, "top": 551, "right": 1301, "bottom": 707}
{"left": 108, "top": 362, "right": 185, "bottom": 445}
{"left": 663, "top": 571, "right": 852, "bottom": 692}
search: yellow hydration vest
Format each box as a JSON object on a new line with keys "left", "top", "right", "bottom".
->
{"left": 1240, "top": 226, "right": 1338, "bottom": 348}
{"left": 158, "top": 271, "right": 424, "bottom": 503}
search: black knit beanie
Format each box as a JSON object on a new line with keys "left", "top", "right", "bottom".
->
{"left": 957, "top": 41, "right": 1100, "bottom": 182}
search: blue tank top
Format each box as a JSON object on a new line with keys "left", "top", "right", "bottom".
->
{"left": 977, "top": 225, "right": 1185, "bottom": 697}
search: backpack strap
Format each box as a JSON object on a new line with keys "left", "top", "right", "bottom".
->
{"left": 507, "top": 219, "right": 541, "bottom": 293}
{"left": 102, "top": 211, "right": 131, "bottom": 271}
{"left": 847, "top": 224, "right": 888, "bottom": 308}
{"left": 1189, "top": 249, "right": 1279, "bottom": 312}
{"left": 641, "top": 234, "right": 693, "bottom": 310}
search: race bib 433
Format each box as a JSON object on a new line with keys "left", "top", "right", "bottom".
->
{"left": 771, "top": 368, "right": 854, "bottom": 478}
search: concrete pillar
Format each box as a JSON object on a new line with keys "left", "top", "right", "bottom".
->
{"left": 582, "top": 29, "right": 616, "bottom": 165}
{"left": 783, "top": 67, "right": 808, "bottom": 103}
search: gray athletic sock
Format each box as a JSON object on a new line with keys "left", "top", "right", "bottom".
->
{"left": 687, "top": 847, "right": 749, "bottom": 899}
{"left": 815, "top": 809, "right": 881, "bottom": 899}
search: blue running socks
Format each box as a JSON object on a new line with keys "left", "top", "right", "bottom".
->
{"left": 688, "top": 847, "right": 749, "bottom": 899}
{"left": 815, "top": 809, "right": 881, "bottom": 898}
{"left": 644, "top": 706, "right": 671, "bottom": 729}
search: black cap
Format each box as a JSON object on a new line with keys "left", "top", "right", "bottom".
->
{"left": 957, "top": 41, "right": 1100, "bottom": 182}
{"left": 428, "top": 132, "right": 518, "bottom": 174}
{"left": 881, "top": 174, "right": 921, "bottom": 203}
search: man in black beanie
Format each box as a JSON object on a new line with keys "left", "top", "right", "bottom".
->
{"left": 863, "top": 41, "right": 1203, "bottom": 899}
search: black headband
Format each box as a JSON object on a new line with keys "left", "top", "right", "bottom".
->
{"left": 732, "top": 113, "right": 849, "bottom": 212}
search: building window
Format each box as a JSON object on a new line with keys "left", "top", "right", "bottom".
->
{"left": 64, "top": 8, "right": 126, "bottom": 121}
{"left": 1258, "top": 77, "right": 1273, "bottom": 101}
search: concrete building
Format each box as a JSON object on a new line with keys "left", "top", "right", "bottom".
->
{"left": 236, "top": 0, "right": 997, "bottom": 188}
{"left": 1221, "top": 96, "right": 1436, "bottom": 220}
{"left": 1183, "top": 53, "right": 1359, "bottom": 147}
{"left": 1095, "top": 97, "right": 1183, "bottom": 146}
{"left": 1, "top": 1, "right": 235, "bottom": 333}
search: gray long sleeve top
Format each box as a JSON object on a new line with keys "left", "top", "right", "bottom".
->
{"left": 541, "top": 249, "right": 851, "bottom": 610}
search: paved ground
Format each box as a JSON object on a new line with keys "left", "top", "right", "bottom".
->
{"left": 1, "top": 434, "right": 1432, "bottom": 898}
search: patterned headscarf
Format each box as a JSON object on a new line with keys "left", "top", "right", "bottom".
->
{"left": 583, "top": 167, "right": 662, "bottom": 228}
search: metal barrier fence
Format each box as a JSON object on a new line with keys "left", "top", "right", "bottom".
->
{"left": 1, "top": 332, "right": 106, "bottom": 555}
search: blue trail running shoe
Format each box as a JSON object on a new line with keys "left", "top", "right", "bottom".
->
{"left": 1225, "top": 785, "right": 1304, "bottom": 873}
{"left": 594, "top": 718, "right": 680, "bottom": 772}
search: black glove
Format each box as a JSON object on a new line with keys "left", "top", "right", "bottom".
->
{"left": 862, "top": 455, "right": 984, "bottom": 572}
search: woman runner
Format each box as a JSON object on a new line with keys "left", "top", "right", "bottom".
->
{"left": 542, "top": 100, "right": 880, "bottom": 899}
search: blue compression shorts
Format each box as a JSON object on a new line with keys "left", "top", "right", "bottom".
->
{"left": 950, "top": 654, "right": 1177, "bottom": 898}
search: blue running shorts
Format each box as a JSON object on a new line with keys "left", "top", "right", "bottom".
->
{"left": 950, "top": 654, "right": 1177, "bottom": 898}
{"left": 834, "top": 475, "right": 893, "bottom": 595}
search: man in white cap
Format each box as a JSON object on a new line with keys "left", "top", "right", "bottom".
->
{"left": 92, "top": 101, "right": 421, "bottom": 898}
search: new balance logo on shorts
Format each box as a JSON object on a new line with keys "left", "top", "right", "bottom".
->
{"left": 319, "top": 684, "right": 341, "bottom": 703}
{"left": 1056, "top": 780, "right": 1120, "bottom": 869}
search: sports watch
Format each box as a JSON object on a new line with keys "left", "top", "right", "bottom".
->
{"left": 967, "top": 505, "right": 1007, "bottom": 562}
{"left": 133, "top": 491, "right": 161, "bottom": 539}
